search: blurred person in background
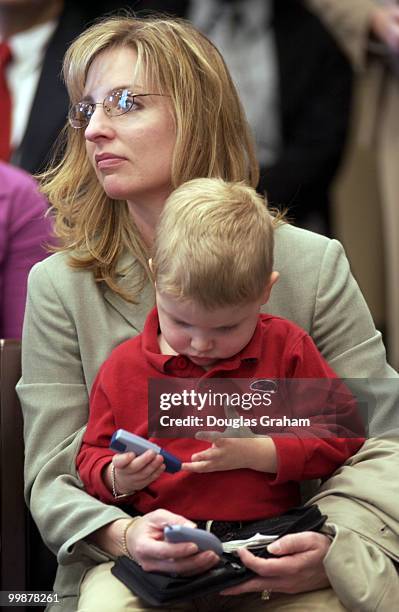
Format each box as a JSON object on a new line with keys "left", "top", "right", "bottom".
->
{"left": 305, "top": 0, "right": 399, "bottom": 368}
{"left": 140, "top": 0, "right": 353, "bottom": 235}
{"left": 0, "top": 0, "right": 129, "bottom": 174}
{"left": 0, "top": 162, "right": 53, "bottom": 338}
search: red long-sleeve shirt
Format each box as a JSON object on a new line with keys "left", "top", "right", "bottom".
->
{"left": 77, "top": 308, "right": 364, "bottom": 521}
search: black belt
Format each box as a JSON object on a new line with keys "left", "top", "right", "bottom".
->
{"left": 121, "top": 509, "right": 250, "bottom": 540}
{"left": 196, "top": 519, "right": 249, "bottom": 540}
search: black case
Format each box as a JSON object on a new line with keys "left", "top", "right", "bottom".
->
{"left": 112, "top": 505, "right": 326, "bottom": 606}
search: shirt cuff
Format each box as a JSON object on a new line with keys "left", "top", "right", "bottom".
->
{"left": 269, "top": 435, "right": 306, "bottom": 484}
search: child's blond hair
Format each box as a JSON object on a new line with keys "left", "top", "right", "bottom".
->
{"left": 152, "top": 178, "right": 275, "bottom": 308}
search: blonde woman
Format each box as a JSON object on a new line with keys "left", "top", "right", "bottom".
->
{"left": 18, "top": 15, "right": 399, "bottom": 612}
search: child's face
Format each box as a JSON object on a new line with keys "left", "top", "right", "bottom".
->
{"left": 156, "top": 290, "right": 265, "bottom": 369}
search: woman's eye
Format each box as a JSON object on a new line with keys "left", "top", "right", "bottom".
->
{"left": 117, "top": 94, "right": 136, "bottom": 111}
{"left": 121, "top": 99, "right": 141, "bottom": 113}
{"left": 106, "top": 89, "right": 141, "bottom": 114}
{"left": 117, "top": 98, "right": 132, "bottom": 111}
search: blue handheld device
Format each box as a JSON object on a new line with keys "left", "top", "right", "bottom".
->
{"left": 164, "top": 525, "right": 224, "bottom": 556}
{"left": 110, "top": 429, "right": 182, "bottom": 473}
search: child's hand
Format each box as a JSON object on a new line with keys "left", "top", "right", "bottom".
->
{"left": 106, "top": 450, "right": 166, "bottom": 495}
{"left": 181, "top": 433, "right": 277, "bottom": 473}
{"left": 181, "top": 436, "right": 251, "bottom": 472}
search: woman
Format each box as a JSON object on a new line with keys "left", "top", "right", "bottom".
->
{"left": 18, "top": 15, "right": 399, "bottom": 612}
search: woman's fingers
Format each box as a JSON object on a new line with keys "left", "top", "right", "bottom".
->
{"left": 126, "top": 509, "right": 216, "bottom": 573}
{"left": 221, "top": 532, "right": 331, "bottom": 596}
{"left": 139, "top": 548, "right": 219, "bottom": 575}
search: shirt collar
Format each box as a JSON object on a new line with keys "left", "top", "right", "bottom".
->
{"left": 6, "top": 20, "right": 58, "bottom": 71}
{"left": 142, "top": 307, "right": 265, "bottom": 376}
{"left": 190, "top": 0, "right": 273, "bottom": 34}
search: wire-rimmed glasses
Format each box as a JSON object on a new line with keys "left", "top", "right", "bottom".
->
{"left": 68, "top": 87, "right": 165, "bottom": 129}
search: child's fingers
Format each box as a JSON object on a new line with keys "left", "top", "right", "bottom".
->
{"left": 112, "top": 452, "right": 136, "bottom": 468}
{"left": 113, "top": 450, "right": 161, "bottom": 474}
{"left": 195, "top": 431, "right": 222, "bottom": 443}
{"left": 135, "top": 464, "right": 166, "bottom": 486}
{"left": 121, "top": 450, "right": 165, "bottom": 476}
{"left": 190, "top": 448, "right": 219, "bottom": 462}
{"left": 181, "top": 460, "right": 214, "bottom": 473}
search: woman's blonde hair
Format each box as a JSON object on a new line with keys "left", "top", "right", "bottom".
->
{"left": 41, "top": 15, "right": 260, "bottom": 301}
{"left": 152, "top": 178, "right": 274, "bottom": 309}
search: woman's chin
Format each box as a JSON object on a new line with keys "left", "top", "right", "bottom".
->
{"left": 104, "top": 189, "right": 127, "bottom": 200}
{"left": 101, "top": 178, "right": 131, "bottom": 201}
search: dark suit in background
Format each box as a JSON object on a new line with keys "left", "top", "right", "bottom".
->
{"left": 137, "top": 0, "right": 353, "bottom": 234}
{"left": 11, "top": 1, "right": 131, "bottom": 175}
{"left": 263, "top": 0, "right": 353, "bottom": 232}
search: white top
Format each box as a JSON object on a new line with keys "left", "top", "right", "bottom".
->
{"left": 2, "top": 19, "right": 58, "bottom": 149}
{"left": 189, "top": 0, "right": 282, "bottom": 166}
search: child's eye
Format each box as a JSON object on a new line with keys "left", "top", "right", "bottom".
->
{"left": 173, "top": 319, "right": 189, "bottom": 327}
{"left": 219, "top": 325, "right": 237, "bottom": 332}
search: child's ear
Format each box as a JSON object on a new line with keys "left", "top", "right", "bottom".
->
{"left": 261, "top": 271, "right": 279, "bottom": 305}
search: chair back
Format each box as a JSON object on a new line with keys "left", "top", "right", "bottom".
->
{"left": 0, "top": 339, "right": 26, "bottom": 591}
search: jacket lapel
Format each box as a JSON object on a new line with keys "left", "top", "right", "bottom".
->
{"left": 103, "top": 255, "right": 155, "bottom": 334}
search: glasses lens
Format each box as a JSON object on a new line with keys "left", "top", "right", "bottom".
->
{"left": 69, "top": 102, "right": 93, "bottom": 128}
{"left": 104, "top": 88, "right": 134, "bottom": 116}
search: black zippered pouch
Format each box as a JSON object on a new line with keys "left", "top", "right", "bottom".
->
{"left": 111, "top": 505, "right": 326, "bottom": 607}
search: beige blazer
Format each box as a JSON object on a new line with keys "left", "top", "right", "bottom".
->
{"left": 311, "top": 436, "right": 399, "bottom": 611}
{"left": 17, "top": 223, "right": 399, "bottom": 610}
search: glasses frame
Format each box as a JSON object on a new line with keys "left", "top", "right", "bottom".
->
{"left": 68, "top": 89, "right": 165, "bottom": 129}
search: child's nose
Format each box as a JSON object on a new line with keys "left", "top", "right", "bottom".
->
{"left": 191, "top": 336, "right": 213, "bottom": 352}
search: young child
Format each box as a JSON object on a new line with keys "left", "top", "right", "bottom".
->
{"left": 77, "top": 178, "right": 363, "bottom": 523}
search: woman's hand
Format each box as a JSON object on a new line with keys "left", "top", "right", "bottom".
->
{"left": 126, "top": 509, "right": 220, "bottom": 575}
{"left": 371, "top": 5, "right": 399, "bottom": 52}
{"left": 221, "top": 532, "right": 331, "bottom": 596}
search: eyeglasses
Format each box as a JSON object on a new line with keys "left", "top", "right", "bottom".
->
{"left": 68, "top": 88, "right": 165, "bottom": 129}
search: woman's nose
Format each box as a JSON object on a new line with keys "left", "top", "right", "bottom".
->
{"left": 84, "top": 107, "right": 114, "bottom": 142}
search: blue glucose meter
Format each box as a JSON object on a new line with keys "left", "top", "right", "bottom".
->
{"left": 110, "top": 429, "right": 182, "bottom": 473}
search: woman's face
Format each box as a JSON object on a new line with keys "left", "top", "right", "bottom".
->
{"left": 83, "top": 46, "right": 176, "bottom": 208}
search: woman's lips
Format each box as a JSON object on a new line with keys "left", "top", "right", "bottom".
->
{"left": 95, "top": 154, "right": 126, "bottom": 169}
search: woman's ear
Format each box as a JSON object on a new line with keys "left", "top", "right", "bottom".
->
{"left": 261, "top": 271, "right": 279, "bottom": 305}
